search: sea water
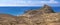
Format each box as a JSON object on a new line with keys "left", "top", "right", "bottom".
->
{"left": 0, "top": 7, "right": 60, "bottom": 16}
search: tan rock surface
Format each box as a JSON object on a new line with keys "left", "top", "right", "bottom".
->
{"left": 17, "top": 5, "right": 60, "bottom": 25}
{"left": 0, "top": 14, "right": 17, "bottom": 25}
{"left": 0, "top": 5, "right": 60, "bottom": 25}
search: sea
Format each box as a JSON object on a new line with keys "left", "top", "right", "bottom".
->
{"left": 0, "top": 7, "right": 60, "bottom": 16}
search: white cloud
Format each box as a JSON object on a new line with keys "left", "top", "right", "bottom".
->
{"left": 0, "top": 0, "right": 17, "bottom": 6}
{"left": 40, "top": 0, "right": 58, "bottom": 4}
{"left": 16, "top": 0, "right": 59, "bottom": 6}
{"left": 0, "top": 0, "right": 59, "bottom": 6}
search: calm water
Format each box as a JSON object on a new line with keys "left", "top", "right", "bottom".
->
{"left": 0, "top": 7, "right": 60, "bottom": 16}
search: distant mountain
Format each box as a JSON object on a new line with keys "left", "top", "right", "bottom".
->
{"left": 17, "top": 4, "right": 60, "bottom": 25}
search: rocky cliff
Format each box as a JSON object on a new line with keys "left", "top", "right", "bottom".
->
{"left": 0, "top": 4, "right": 60, "bottom": 25}
{"left": 17, "top": 5, "right": 60, "bottom": 25}
{"left": 0, "top": 14, "right": 17, "bottom": 25}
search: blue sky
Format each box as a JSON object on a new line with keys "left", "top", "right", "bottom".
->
{"left": 17, "top": 0, "right": 60, "bottom": 7}
{"left": 0, "top": 0, "right": 60, "bottom": 16}
{"left": 0, "top": 0, "right": 59, "bottom": 7}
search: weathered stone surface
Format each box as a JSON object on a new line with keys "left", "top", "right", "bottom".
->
{"left": 0, "top": 14, "right": 17, "bottom": 25}
{"left": 0, "top": 5, "right": 60, "bottom": 25}
{"left": 17, "top": 5, "right": 60, "bottom": 25}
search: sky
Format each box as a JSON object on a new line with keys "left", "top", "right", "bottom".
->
{"left": 17, "top": 0, "right": 60, "bottom": 7}
{"left": 0, "top": 0, "right": 59, "bottom": 7}
{"left": 0, "top": 0, "right": 60, "bottom": 16}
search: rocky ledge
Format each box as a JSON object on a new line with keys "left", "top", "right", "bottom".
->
{"left": 0, "top": 4, "right": 60, "bottom": 25}
{"left": 17, "top": 4, "right": 60, "bottom": 25}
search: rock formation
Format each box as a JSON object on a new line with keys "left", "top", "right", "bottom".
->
{"left": 0, "top": 4, "right": 60, "bottom": 25}
{"left": 0, "top": 14, "right": 17, "bottom": 25}
{"left": 17, "top": 5, "right": 60, "bottom": 25}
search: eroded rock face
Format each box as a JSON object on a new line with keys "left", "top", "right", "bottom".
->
{"left": 0, "top": 14, "right": 17, "bottom": 25}
{"left": 21, "top": 4, "right": 55, "bottom": 17}
{"left": 17, "top": 5, "right": 60, "bottom": 25}
{"left": 0, "top": 5, "right": 60, "bottom": 25}
{"left": 18, "top": 13, "right": 60, "bottom": 25}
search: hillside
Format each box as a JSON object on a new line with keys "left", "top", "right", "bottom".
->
{"left": 17, "top": 5, "right": 60, "bottom": 25}
{"left": 0, "top": 14, "right": 17, "bottom": 25}
{"left": 0, "top": 4, "right": 60, "bottom": 25}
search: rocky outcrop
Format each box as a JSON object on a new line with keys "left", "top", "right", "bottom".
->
{"left": 17, "top": 5, "right": 60, "bottom": 25}
{"left": 0, "top": 14, "right": 17, "bottom": 25}
{"left": 0, "top": 4, "right": 60, "bottom": 25}
{"left": 21, "top": 4, "right": 55, "bottom": 17}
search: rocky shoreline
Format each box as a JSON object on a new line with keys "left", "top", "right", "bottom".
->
{"left": 0, "top": 5, "right": 60, "bottom": 25}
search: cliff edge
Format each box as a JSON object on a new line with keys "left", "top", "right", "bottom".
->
{"left": 17, "top": 5, "right": 60, "bottom": 25}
